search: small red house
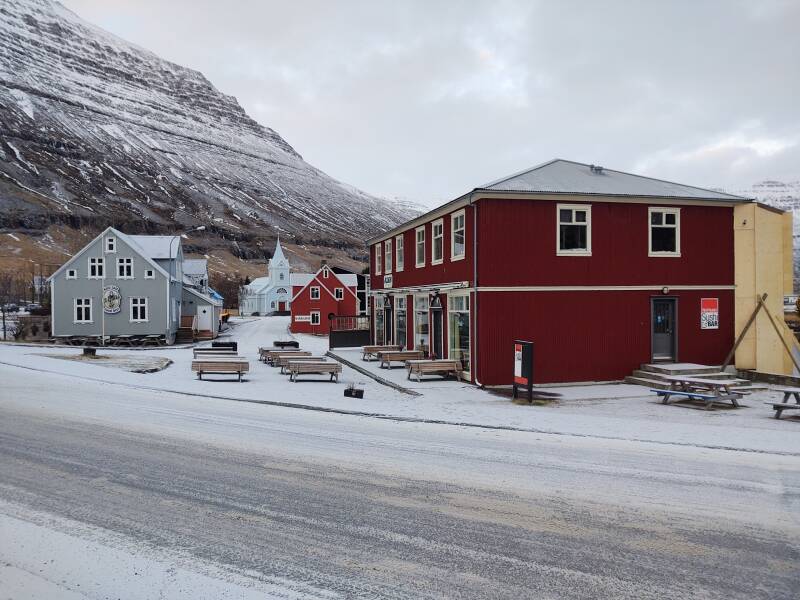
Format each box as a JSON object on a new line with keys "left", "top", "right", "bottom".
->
{"left": 290, "top": 265, "right": 359, "bottom": 334}
{"left": 367, "top": 159, "right": 752, "bottom": 386}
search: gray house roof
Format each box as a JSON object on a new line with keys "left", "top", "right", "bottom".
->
{"left": 479, "top": 159, "right": 750, "bottom": 201}
{"left": 128, "top": 235, "right": 181, "bottom": 259}
{"left": 182, "top": 258, "right": 208, "bottom": 276}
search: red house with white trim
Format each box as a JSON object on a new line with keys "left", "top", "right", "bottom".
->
{"left": 367, "top": 159, "right": 752, "bottom": 386}
{"left": 290, "top": 265, "right": 359, "bottom": 334}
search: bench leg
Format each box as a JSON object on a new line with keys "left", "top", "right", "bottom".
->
{"left": 775, "top": 407, "right": 784, "bottom": 419}
{"left": 198, "top": 372, "right": 202, "bottom": 380}
{"left": 238, "top": 372, "right": 242, "bottom": 382}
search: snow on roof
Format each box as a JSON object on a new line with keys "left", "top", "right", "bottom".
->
{"left": 182, "top": 258, "right": 207, "bottom": 276}
{"left": 290, "top": 273, "right": 314, "bottom": 287}
{"left": 480, "top": 159, "right": 749, "bottom": 201}
{"left": 337, "top": 273, "right": 358, "bottom": 288}
{"left": 128, "top": 235, "right": 180, "bottom": 259}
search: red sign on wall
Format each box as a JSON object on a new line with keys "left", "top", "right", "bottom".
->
{"left": 700, "top": 298, "right": 719, "bottom": 330}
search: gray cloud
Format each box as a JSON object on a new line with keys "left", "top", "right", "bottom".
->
{"left": 64, "top": 0, "right": 800, "bottom": 206}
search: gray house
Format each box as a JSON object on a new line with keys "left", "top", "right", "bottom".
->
{"left": 48, "top": 227, "right": 219, "bottom": 344}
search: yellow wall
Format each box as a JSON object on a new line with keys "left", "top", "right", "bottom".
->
{"left": 734, "top": 203, "right": 795, "bottom": 374}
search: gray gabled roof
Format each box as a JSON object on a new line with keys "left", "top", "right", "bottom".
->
{"left": 128, "top": 235, "right": 181, "bottom": 259}
{"left": 182, "top": 258, "right": 208, "bottom": 276}
{"left": 479, "top": 159, "right": 750, "bottom": 201}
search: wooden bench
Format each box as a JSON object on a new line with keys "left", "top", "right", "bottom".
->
{"left": 653, "top": 389, "right": 740, "bottom": 410}
{"left": 266, "top": 350, "right": 311, "bottom": 366}
{"left": 273, "top": 340, "right": 300, "bottom": 349}
{"left": 258, "top": 347, "right": 305, "bottom": 363}
{"left": 362, "top": 345, "right": 401, "bottom": 361}
{"left": 110, "top": 335, "right": 135, "bottom": 346}
{"left": 193, "top": 348, "right": 237, "bottom": 359}
{"left": 378, "top": 350, "right": 423, "bottom": 369}
{"left": 276, "top": 354, "right": 324, "bottom": 372}
{"left": 767, "top": 386, "right": 800, "bottom": 419}
{"left": 288, "top": 361, "right": 342, "bottom": 382}
{"left": 191, "top": 358, "right": 249, "bottom": 382}
{"left": 406, "top": 359, "right": 462, "bottom": 382}
{"left": 142, "top": 334, "right": 165, "bottom": 347}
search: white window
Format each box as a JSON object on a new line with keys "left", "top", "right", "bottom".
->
{"left": 74, "top": 298, "right": 92, "bottom": 323}
{"left": 117, "top": 257, "right": 134, "bottom": 279}
{"left": 649, "top": 207, "right": 681, "bottom": 257}
{"left": 415, "top": 226, "right": 426, "bottom": 267}
{"left": 451, "top": 210, "right": 466, "bottom": 260}
{"left": 395, "top": 235, "right": 404, "bottom": 272}
{"left": 557, "top": 204, "right": 592, "bottom": 256}
{"left": 311, "top": 311, "right": 320, "bottom": 325}
{"left": 105, "top": 237, "right": 116, "bottom": 253}
{"left": 310, "top": 286, "right": 320, "bottom": 300}
{"left": 271, "top": 301, "right": 276, "bottom": 309}
{"left": 144, "top": 269, "right": 155, "bottom": 279}
{"left": 279, "top": 272, "right": 285, "bottom": 281}
{"left": 375, "top": 244, "right": 382, "bottom": 275}
{"left": 322, "top": 266, "right": 329, "bottom": 279}
{"left": 448, "top": 294, "right": 470, "bottom": 375}
{"left": 335, "top": 287, "right": 344, "bottom": 300}
{"left": 130, "top": 297, "right": 148, "bottom": 322}
{"left": 384, "top": 239, "right": 392, "bottom": 274}
{"left": 66, "top": 269, "right": 77, "bottom": 280}
{"left": 88, "top": 257, "right": 104, "bottom": 279}
{"left": 432, "top": 219, "right": 444, "bottom": 264}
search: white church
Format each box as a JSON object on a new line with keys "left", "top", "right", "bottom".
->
{"left": 239, "top": 239, "right": 296, "bottom": 316}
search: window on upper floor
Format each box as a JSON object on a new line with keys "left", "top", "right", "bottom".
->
{"left": 375, "top": 244, "right": 382, "bottom": 275}
{"left": 66, "top": 269, "right": 77, "bottom": 280}
{"left": 322, "top": 266, "right": 329, "bottom": 279}
{"left": 395, "top": 235, "right": 404, "bottom": 272}
{"left": 557, "top": 204, "right": 591, "bottom": 256}
{"left": 384, "top": 239, "right": 392, "bottom": 274}
{"left": 451, "top": 210, "right": 465, "bottom": 260}
{"left": 117, "top": 257, "right": 134, "bottom": 279}
{"left": 649, "top": 208, "right": 681, "bottom": 256}
{"left": 88, "top": 257, "right": 104, "bottom": 279}
{"left": 310, "top": 286, "right": 320, "bottom": 300}
{"left": 415, "top": 227, "right": 425, "bottom": 267}
{"left": 280, "top": 272, "right": 285, "bottom": 281}
{"left": 105, "top": 237, "right": 116, "bottom": 253}
{"left": 144, "top": 269, "right": 155, "bottom": 279}
{"left": 334, "top": 288, "right": 344, "bottom": 300}
{"left": 432, "top": 219, "right": 444, "bottom": 264}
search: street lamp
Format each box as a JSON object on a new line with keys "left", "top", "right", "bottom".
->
{"left": 167, "top": 226, "right": 206, "bottom": 340}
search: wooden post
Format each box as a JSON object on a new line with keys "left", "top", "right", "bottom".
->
{"left": 759, "top": 296, "right": 800, "bottom": 375}
{"left": 721, "top": 293, "right": 767, "bottom": 371}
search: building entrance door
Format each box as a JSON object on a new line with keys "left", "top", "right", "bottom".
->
{"left": 384, "top": 307, "right": 393, "bottom": 344}
{"left": 652, "top": 298, "right": 677, "bottom": 362}
{"left": 431, "top": 307, "right": 443, "bottom": 359}
{"left": 278, "top": 301, "right": 286, "bottom": 311}
{"left": 197, "top": 306, "right": 212, "bottom": 331}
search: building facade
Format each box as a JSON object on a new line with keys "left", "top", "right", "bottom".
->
{"left": 239, "top": 240, "right": 293, "bottom": 315}
{"left": 367, "top": 159, "right": 754, "bottom": 386}
{"left": 290, "top": 265, "right": 359, "bottom": 334}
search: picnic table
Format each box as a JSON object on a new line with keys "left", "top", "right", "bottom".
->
{"left": 110, "top": 335, "right": 135, "bottom": 346}
{"left": 377, "top": 350, "right": 423, "bottom": 369}
{"left": 279, "top": 356, "right": 328, "bottom": 374}
{"left": 406, "top": 359, "right": 462, "bottom": 382}
{"left": 191, "top": 357, "right": 249, "bottom": 382}
{"left": 767, "top": 386, "right": 800, "bottom": 419}
{"left": 258, "top": 347, "right": 304, "bottom": 363}
{"left": 658, "top": 375, "right": 744, "bottom": 409}
{"left": 361, "top": 345, "right": 401, "bottom": 361}
{"left": 193, "top": 348, "right": 237, "bottom": 359}
{"left": 265, "top": 350, "right": 311, "bottom": 365}
{"left": 142, "top": 334, "right": 165, "bottom": 347}
{"left": 288, "top": 360, "right": 342, "bottom": 382}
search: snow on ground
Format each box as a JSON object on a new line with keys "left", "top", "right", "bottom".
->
{"left": 0, "top": 316, "right": 796, "bottom": 455}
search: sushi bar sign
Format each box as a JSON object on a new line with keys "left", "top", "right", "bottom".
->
{"left": 700, "top": 298, "right": 719, "bottom": 330}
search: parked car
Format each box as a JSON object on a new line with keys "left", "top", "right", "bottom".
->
{"left": 25, "top": 303, "right": 42, "bottom": 311}
{"left": 2, "top": 303, "right": 18, "bottom": 313}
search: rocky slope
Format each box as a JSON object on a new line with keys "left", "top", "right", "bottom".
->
{"left": 0, "top": 0, "right": 417, "bottom": 271}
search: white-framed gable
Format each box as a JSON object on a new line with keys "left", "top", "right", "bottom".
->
{"left": 291, "top": 267, "right": 358, "bottom": 302}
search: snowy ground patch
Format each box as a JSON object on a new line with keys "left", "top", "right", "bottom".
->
{"left": 37, "top": 351, "right": 172, "bottom": 373}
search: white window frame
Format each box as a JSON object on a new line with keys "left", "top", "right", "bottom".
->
{"left": 310, "top": 286, "right": 320, "bottom": 300}
{"left": 447, "top": 292, "right": 471, "bottom": 375}
{"left": 74, "top": 297, "right": 92, "bottom": 323}
{"left": 395, "top": 235, "right": 404, "bottom": 272}
{"left": 130, "top": 297, "right": 148, "bottom": 323}
{"left": 322, "top": 266, "right": 329, "bottom": 279}
{"left": 87, "top": 257, "right": 104, "bottom": 279}
{"left": 384, "top": 239, "right": 392, "bottom": 275}
{"left": 415, "top": 226, "right": 426, "bottom": 268}
{"left": 648, "top": 207, "right": 681, "bottom": 257}
{"left": 375, "top": 244, "right": 382, "bottom": 276}
{"left": 105, "top": 237, "right": 116, "bottom": 253}
{"left": 144, "top": 269, "right": 155, "bottom": 280}
{"left": 556, "top": 204, "right": 592, "bottom": 256}
{"left": 66, "top": 269, "right": 77, "bottom": 280}
{"left": 450, "top": 210, "right": 466, "bottom": 261}
{"left": 310, "top": 311, "right": 321, "bottom": 325}
{"left": 431, "top": 219, "right": 444, "bottom": 265}
{"left": 334, "top": 287, "right": 344, "bottom": 300}
{"left": 116, "top": 257, "right": 134, "bottom": 279}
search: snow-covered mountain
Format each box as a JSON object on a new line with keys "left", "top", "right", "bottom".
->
{"left": 734, "top": 180, "right": 800, "bottom": 234}
{"left": 0, "top": 0, "right": 417, "bottom": 264}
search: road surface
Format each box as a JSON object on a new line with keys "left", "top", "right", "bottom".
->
{"left": 0, "top": 362, "right": 798, "bottom": 598}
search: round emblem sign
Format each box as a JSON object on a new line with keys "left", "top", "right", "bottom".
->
{"left": 103, "top": 285, "right": 122, "bottom": 314}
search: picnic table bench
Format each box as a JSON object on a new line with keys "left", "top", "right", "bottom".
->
{"left": 193, "top": 348, "right": 237, "bottom": 359}
{"left": 362, "top": 345, "right": 401, "bottom": 361}
{"left": 767, "top": 386, "right": 800, "bottom": 419}
{"left": 191, "top": 358, "right": 249, "bottom": 382}
{"left": 110, "top": 335, "right": 135, "bottom": 346}
{"left": 288, "top": 360, "right": 342, "bottom": 382}
{"left": 406, "top": 359, "right": 462, "bottom": 382}
{"left": 258, "top": 347, "right": 305, "bottom": 363}
{"left": 279, "top": 356, "right": 328, "bottom": 374}
{"left": 653, "top": 389, "right": 740, "bottom": 410}
{"left": 265, "top": 350, "right": 311, "bottom": 365}
{"left": 664, "top": 375, "right": 747, "bottom": 397}
{"left": 142, "top": 334, "right": 165, "bottom": 347}
{"left": 378, "top": 350, "right": 423, "bottom": 369}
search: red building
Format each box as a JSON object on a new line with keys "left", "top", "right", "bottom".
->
{"left": 367, "top": 159, "right": 751, "bottom": 386}
{"left": 290, "top": 265, "right": 359, "bottom": 334}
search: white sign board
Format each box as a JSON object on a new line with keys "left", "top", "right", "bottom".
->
{"left": 294, "top": 315, "right": 311, "bottom": 322}
{"left": 383, "top": 274, "right": 393, "bottom": 289}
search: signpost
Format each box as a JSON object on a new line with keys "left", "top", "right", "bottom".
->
{"left": 512, "top": 340, "right": 534, "bottom": 401}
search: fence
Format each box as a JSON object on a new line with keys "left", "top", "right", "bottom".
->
{"left": 329, "top": 314, "right": 371, "bottom": 349}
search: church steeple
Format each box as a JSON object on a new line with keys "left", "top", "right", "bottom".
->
{"left": 268, "top": 236, "right": 290, "bottom": 284}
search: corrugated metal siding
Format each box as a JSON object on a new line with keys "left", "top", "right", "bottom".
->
{"left": 477, "top": 199, "right": 734, "bottom": 287}
{"left": 476, "top": 289, "right": 734, "bottom": 385}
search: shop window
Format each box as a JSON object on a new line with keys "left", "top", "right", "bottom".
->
{"left": 448, "top": 294, "right": 470, "bottom": 375}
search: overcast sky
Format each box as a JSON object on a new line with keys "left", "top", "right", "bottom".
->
{"left": 64, "top": 0, "right": 799, "bottom": 206}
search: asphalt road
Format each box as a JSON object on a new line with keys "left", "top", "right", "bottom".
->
{"left": 0, "top": 364, "right": 798, "bottom": 599}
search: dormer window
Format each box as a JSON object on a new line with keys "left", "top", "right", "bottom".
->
{"left": 105, "top": 237, "right": 116, "bottom": 253}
